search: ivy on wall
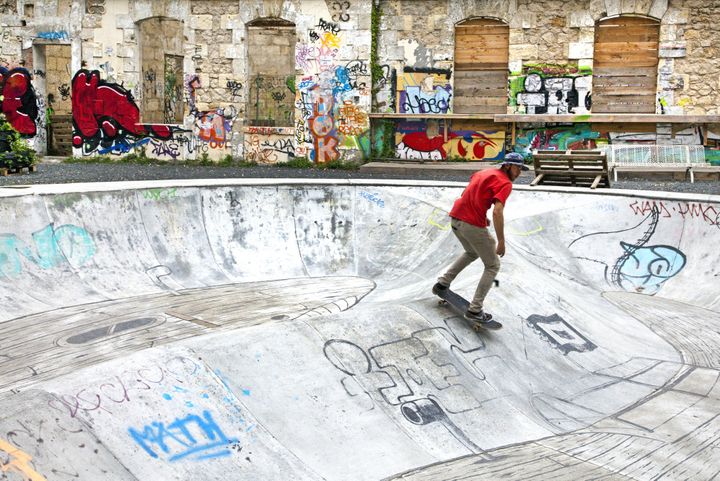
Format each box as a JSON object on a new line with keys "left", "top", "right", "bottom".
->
{"left": 370, "top": 0, "right": 397, "bottom": 160}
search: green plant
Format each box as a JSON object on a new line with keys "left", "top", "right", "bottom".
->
{"left": 281, "top": 156, "right": 314, "bottom": 169}
{"left": 0, "top": 114, "right": 36, "bottom": 170}
{"left": 322, "top": 159, "right": 360, "bottom": 170}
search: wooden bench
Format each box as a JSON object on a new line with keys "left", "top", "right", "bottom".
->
{"left": 531, "top": 150, "right": 610, "bottom": 189}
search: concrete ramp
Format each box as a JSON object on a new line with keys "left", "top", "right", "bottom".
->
{"left": 1, "top": 180, "right": 719, "bottom": 480}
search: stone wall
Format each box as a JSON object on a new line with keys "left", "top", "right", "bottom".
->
{"left": 0, "top": 0, "right": 718, "bottom": 162}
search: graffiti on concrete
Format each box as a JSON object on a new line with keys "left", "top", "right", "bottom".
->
{"left": 129, "top": 410, "right": 239, "bottom": 462}
{"left": 0, "top": 223, "right": 96, "bottom": 278}
{"left": 569, "top": 205, "right": 686, "bottom": 295}
{"left": 0, "top": 67, "right": 39, "bottom": 137}
{"left": 526, "top": 314, "right": 597, "bottom": 354}
{"left": 0, "top": 438, "right": 47, "bottom": 481}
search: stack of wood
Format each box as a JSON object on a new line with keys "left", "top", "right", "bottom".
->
{"left": 530, "top": 150, "right": 610, "bottom": 189}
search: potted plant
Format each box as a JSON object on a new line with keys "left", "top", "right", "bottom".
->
{"left": 0, "top": 113, "right": 36, "bottom": 171}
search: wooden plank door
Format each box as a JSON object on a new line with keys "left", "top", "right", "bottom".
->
{"left": 454, "top": 18, "right": 509, "bottom": 114}
{"left": 593, "top": 16, "right": 659, "bottom": 113}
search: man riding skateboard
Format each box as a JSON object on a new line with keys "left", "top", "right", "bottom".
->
{"left": 433, "top": 152, "right": 528, "bottom": 325}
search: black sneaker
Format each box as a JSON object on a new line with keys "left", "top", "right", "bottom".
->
{"left": 464, "top": 309, "right": 492, "bottom": 322}
{"left": 465, "top": 310, "right": 502, "bottom": 330}
{"left": 432, "top": 283, "right": 448, "bottom": 295}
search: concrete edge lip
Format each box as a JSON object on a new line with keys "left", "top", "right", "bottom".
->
{"left": 2, "top": 178, "right": 719, "bottom": 203}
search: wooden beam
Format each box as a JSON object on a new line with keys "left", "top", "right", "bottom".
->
{"left": 493, "top": 114, "right": 720, "bottom": 123}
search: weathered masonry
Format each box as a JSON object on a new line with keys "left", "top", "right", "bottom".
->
{"left": 0, "top": 0, "right": 719, "bottom": 165}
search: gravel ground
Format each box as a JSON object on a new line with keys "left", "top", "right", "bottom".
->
{"left": 1, "top": 161, "right": 719, "bottom": 196}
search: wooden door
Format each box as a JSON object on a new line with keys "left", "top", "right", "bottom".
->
{"left": 593, "top": 16, "right": 659, "bottom": 113}
{"left": 453, "top": 18, "right": 509, "bottom": 114}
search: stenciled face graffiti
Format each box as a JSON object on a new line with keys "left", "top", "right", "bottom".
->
{"left": 71, "top": 69, "right": 173, "bottom": 154}
{"left": 0, "top": 67, "right": 38, "bottom": 137}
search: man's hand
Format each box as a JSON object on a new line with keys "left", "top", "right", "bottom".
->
{"left": 492, "top": 201, "right": 506, "bottom": 257}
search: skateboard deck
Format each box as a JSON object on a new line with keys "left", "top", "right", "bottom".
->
{"left": 436, "top": 288, "right": 503, "bottom": 331}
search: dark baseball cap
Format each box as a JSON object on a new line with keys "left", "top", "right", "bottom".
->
{"left": 501, "top": 152, "right": 529, "bottom": 170}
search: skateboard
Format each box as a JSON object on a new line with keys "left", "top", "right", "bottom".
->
{"left": 436, "top": 288, "right": 503, "bottom": 331}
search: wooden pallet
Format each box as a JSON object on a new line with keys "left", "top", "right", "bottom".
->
{"left": 0, "top": 165, "right": 38, "bottom": 177}
{"left": 531, "top": 150, "right": 610, "bottom": 189}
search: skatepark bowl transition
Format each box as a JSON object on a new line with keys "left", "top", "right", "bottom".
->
{"left": 1, "top": 178, "right": 720, "bottom": 481}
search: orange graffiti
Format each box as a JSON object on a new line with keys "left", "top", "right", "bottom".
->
{"left": 0, "top": 439, "right": 47, "bottom": 481}
{"left": 337, "top": 101, "right": 368, "bottom": 136}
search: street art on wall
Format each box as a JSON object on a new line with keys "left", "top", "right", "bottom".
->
{"left": 295, "top": 16, "right": 370, "bottom": 162}
{"left": 0, "top": 66, "right": 38, "bottom": 137}
{"left": 243, "top": 126, "right": 295, "bottom": 164}
{"left": 395, "top": 120, "right": 504, "bottom": 160}
{"left": 72, "top": 69, "right": 173, "bottom": 154}
{"left": 396, "top": 67, "right": 452, "bottom": 114}
{"left": 509, "top": 63, "right": 592, "bottom": 115}
{"left": 514, "top": 124, "right": 609, "bottom": 157}
{"left": 195, "top": 106, "right": 237, "bottom": 150}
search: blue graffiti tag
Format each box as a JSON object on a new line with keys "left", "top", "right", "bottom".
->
{"left": 359, "top": 191, "right": 385, "bottom": 208}
{"left": 615, "top": 242, "right": 686, "bottom": 294}
{"left": 128, "top": 410, "right": 239, "bottom": 462}
{"left": 0, "top": 224, "right": 96, "bottom": 278}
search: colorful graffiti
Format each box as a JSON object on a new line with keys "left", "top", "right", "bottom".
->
{"left": 395, "top": 121, "right": 504, "bottom": 160}
{"left": 196, "top": 106, "right": 236, "bottom": 149}
{"left": 295, "top": 16, "right": 369, "bottom": 162}
{"left": 510, "top": 64, "right": 592, "bottom": 115}
{"left": 308, "top": 90, "right": 339, "bottom": 162}
{"left": 72, "top": 69, "right": 172, "bottom": 154}
{"left": 514, "top": 124, "right": 609, "bottom": 157}
{"left": 0, "top": 67, "right": 38, "bottom": 136}
{"left": 396, "top": 67, "right": 452, "bottom": 114}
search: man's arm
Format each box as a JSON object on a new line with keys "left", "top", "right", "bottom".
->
{"left": 492, "top": 200, "right": 506, "bottom": 257}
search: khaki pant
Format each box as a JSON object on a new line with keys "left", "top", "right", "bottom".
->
{"left": 438, "top": 218, "right": 501, "bottom": 312}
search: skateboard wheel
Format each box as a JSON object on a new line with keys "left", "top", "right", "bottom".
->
{"left": 438, "top": 300, "right": 448, "bottom": 306}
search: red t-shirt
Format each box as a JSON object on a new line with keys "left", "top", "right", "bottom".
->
{"left": 449, "top": 169, "right": 513, "bottom": 227}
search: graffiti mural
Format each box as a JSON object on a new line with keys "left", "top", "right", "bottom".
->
{"left": 295, "top": 14, "right": 369, "bottom": 162}
{"left": 72, "top": 69, "right": 173, "bottom": 154}
{"left": 509, "top": 64, "right": 592, "bottom": 115}
{"left": 195, "top": 106, "right": 237, "bottom": 149}
{"left": 514, "top": 124, "right": 609, "bottom": 157}
{"left": 395, "top": 120, "right": 504, "bottom": 160}
{"left": 0, "top": 67, "right": 39, "bottom": 136}
{"left": 396, "top": 67, "right": 452, "bottom": 114}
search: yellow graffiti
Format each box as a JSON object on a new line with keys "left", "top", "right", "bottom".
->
{"left": 508, "top": 219, "right": 544, "bottom": 237}
{"left": 428, "top": 208, "right": 451, "bottom": 231}
{"left": 0, "top": 439, "right": 47, "bottom": 481}
{"left": 321, "top": 32, "right": 340, "bottom": 49}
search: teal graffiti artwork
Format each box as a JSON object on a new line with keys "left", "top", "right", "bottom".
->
{"left": 0, "top": 224, "right": 96, "bottom": 278}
